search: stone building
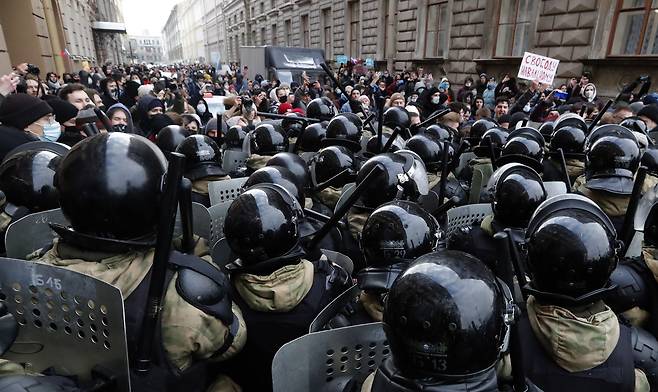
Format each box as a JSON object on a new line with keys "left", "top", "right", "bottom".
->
{"left": 218, "top": 0, "right": 658, "bottom": 98}
{"left": 128, "top": 35, "right": 164, "bottom": 64}
{"left": 163, "top": 4, "right": 183, "bottom": 63}
{"left": 92, "top": 0, "right": 128, "bottom": 66}
{"left": 0, "top": 0, "right": 127, "bottom": 75}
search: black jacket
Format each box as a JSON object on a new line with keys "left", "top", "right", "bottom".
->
{"left": 0, "top": 124, "right": 39, "bottom": 162}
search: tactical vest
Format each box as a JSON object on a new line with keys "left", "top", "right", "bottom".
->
{"left": 191, "top": 191, "right": 210, "bottom": 207}
{"left": 448, "top": 224, "right": 498, "bottom": 270}
{"left": 225, "top": 259, "right": 345, "bottom": 392}
{"left": 325, "top": 290, "right": 378, "bottom": 329}
{"left": 125, "top": 251, "right": 237, "bottom": 392}
{"left": 369, "top": 358, "right": 499, "bottom": 392}
{"left": 518, "top": 313, "right": 635, "bottom": 392}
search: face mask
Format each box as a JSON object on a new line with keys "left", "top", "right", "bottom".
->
{"left": 109, "top": 88, "right": 118, "bottom": 99}
{"left": 197, "top": 104, "right": 206, "bottom": 113}
{"left": 431, "top": 96, "right": 441, "bottom": 104}
{"left": 584, "top": 90, "right": 593, "bottom": 98}
{"left": 410, "top": 96, "right": 418, "bottom": 102}
{"left": 113, "top": 124, "right": 127, "bottom": 133}
{"left": 279, "top": 95, "right": 287, "bottom": 104}
{"left": 41, "top": 121, "right": 61, "bottom": 142}
{"left": 488, "top": 83, "right": 495, "bottom": 90}
{"left": 465, "top": 82, "right": 472, "bottom": 88}
{"left": 439, "top": 82, "right": 449, "bottom": 91}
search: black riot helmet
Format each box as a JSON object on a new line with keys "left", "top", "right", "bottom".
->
{"left": 365, "top": 133, "right": 405, "bottom": 156}
{"left": 642, "top": 146, "right": 658, "bottom": 176}
{"left": 176, "top": 134, "right": 226, "bottom": 181}
{"left": 250, "top": 123, "right": 289, "bottom": 155}
{"left": 473, "top": 127, "right": 509, "bottom": 159}
{"left": 549, "top": 125, "right": 586, "bottom": 158}
{"left": 496, "top": 134, "right": 545, "bottom": 173}
{"left": 468, "top": 118, "right": 498, "bottom": 144}
{"left": 584, "top": 129, "right": 640, "bottom": 195}
{"left": 266, "top": 152, "right": 310, "bottom": 190}
{"left": 55, "top": 133, "right": 167, "bottom": 242}
{"left": 525, "top": 194, "right": 619, "bottom": 303}
{"left": 156, "top": 125, "right": 191, "bottom": 155}
{"left": 244, "top": 165, "right": 305, "bottom": 205}
{"left": 553, "top": 112, "right": 588, "bottom": 133}
{"left": 620, "top": 116, "right": 648, "bottom": 134}
{"left": 322, "top": 113, "right": 363, "bottom": 152}
{"left": 0, "top": 149, "right": 65, "bottom": 212}
{"left": 384, "top": 250, "right": 508, "bottom": 378}
{"left": 359, "top": 201, "right": 440, "bottom": 292}
{"left": 538, "top": 121, "right": 555, "bottom": 143}
{"left": 355, "top": 151, "right": 429, "bottom": 209}
{"left": 310, "top": 146, "right": 357, "bottom": 188}
{"left": 585, "top": 123, "right": 636, "bottom": 151}
{"left": 298, "top": 122, "right": 327, "bottom": 152}
{"left": 225, "top": 125, "right": 247, "bottom": 151}
{"left": 306, "top": 97, "right": 336, "bottom": 121}
{"left": 424, "top": 124, "right": 454, "bottom": 142}
{"left": 281, "top": 114, "right": 305, "bottom": 138}
{"left": 224, "top": 183, "right": 302, "bottom": 268}
{"left": 383, "top": 106, "right": 411, "bottom": 130}
{"left": 404, "top": 134, "right": 452, "bottom": 172}
{"left": 485, "top": 163, "right": 547, "bottom": 228}
{"left": 635, "top": 184, "right": 658, "bottom": 246}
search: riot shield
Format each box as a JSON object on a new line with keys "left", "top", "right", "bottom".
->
{"left": 446, "top": 203, "right": 493, "bottom": 238}
{"left": 0, "top": 258, "right": 130, "bottom": 391}
{"left": 272, "top": 322, "right": 389, "bottom": 392}
{"left": 207, "top": 177, "right": 248, "bottom": 206}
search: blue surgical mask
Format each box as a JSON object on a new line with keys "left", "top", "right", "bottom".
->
{"left": 41, "top": 121, "right": 61, "bottom": 142}
{"left": 439, "top": 81, "right": 449, "bottom": 91}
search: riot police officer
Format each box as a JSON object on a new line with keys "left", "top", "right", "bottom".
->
{"left": 361, "top": 250, "right": 511, "bottom": 391}
{"left": 309, "top": 145, "right": 358, "bottom": 211}
{"left": 246, "top": 122, "right": 289, "bottom": 173}
{"left": 449, "top": 163, "right": 547, "bottom": 269}
{"left": 176, "top": 134, "right": 231, "bottom": 207}
{"left": 321, "top": 200, "right": 441, "bottom": 329}
{"left": 0, "top": 141, "right": 69, "bottom": 254}
{"left": 29, "top": 133, "right": 246, "bottom": 391}
{"left": 521, "top": 193, "right": 656, "bottom": 391}
{"left": 222, "top": 183, "right": 351, "bottom": 391}
{"left": 155, "top": 125, "right": 191, "bottom": 155}
{"left": 574, "top": 124, "right": 641, "bottom": 233}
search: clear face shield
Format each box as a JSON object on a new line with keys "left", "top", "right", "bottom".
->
{"left": 395, "top": 149, "right": 430, "bottom": 197}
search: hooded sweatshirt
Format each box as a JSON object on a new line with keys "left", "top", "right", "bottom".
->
{"left": 525, "top": 296, "right": 649, "bottom": 391}
{"left": 106, "top": 103, "right": 135, "bottom": 133}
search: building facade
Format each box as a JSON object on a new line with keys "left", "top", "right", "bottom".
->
{"left": 92, "top": 0, "right": 128, "bottom": 66}
{"left": 203, "top": 0, "right": 228, "bottom": 66}
{"left": 0, "top": 0, "right": 97, "bottom": 75}
{"left": 128, "top": 35, "right": 164, "bottom": 63}
{"left": 162, "top": 4, "right": 183, "bottom": 63}
{"left": 217, "top": 0, "right": 658, "bottom": 98}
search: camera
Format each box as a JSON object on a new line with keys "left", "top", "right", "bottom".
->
{"left": 242, "top": 96, "right": 255, "bottom": 113}
{"left": 27, "top": 63, "right": 40, "bottom": 77}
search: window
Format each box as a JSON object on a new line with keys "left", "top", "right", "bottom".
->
{"left": 271, "top": 0, "right": 276, "bottom": 8}
{"left": 322, "top": 8, "right": 332, "bottom": 57}
{"left": 610, "top": 0, "right": 658, "bottom": 55}
{"left": 272, "top": 23, "right": 278, "bottom": 45}
{"left": 348, "top": 1, "right": 361, "bottom": 56}
{"left": 285, "top": 19, "right": 292, "bottom": 46}
{"left": 261, "top": 27, "right": 266, "bottom": 45}
{"left": 301, "top": 14, "right": 310, "bottom": 47}
{"left": 494, "top": 0, "right": 531, "bottom": 57}
{"left": 260, "top": 1, "right": 264, "bottom": 14}
{"left": 425, "top": 0, "right": 449, "bottom": 57}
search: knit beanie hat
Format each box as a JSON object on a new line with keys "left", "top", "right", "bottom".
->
{"left": 45, "top": 97, "right": 78, "bottom": 124}
{"left": 638, "top": 104, "right": 658, "bottom": 126}
{"left": 0, "top": 93, "right": 53, "bottom": 129}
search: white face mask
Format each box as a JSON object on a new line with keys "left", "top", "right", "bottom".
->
{"left": 197, "top": 104, "right": 206, "bottom": 113}
{"left": 431, "top": 96, "right": 441, "bottom": 104}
